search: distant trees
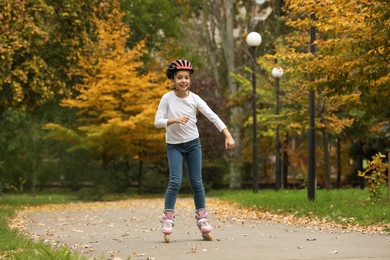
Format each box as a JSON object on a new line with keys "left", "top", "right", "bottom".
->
{"left": 262, "top": 0, "right": 390, "bottom": 188}
{"left": 0, "top": 0, "right": 115, "bottom": 193}
{"left": 0, "top": 0, "right": 388, "bottom": 194}
{"left": 1, "top": 0, "right": 170, "bottom": 193}
{"left": 45, "top": 0, "right": 168, "bottom": 193}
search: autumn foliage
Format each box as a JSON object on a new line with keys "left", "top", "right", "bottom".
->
{"left": 1, "top": 0, "right": 389, "bottom": 192}
{"left": 45, "top": 1, "right": 167, "bottom": 166}
{"left": 0, "top": 0, "right": 60, "bottom": 110}
{"left": 267, "top": 0, "right": 389, "bottom": 128}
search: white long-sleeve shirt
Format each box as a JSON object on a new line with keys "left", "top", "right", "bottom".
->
{"left": 154, "top": 91, "right": 227, "bottom": 144}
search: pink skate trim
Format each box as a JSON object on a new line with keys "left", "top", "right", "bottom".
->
{"left": 161, "top": 219, "right": 174, "bottom": 234}
{"left": 161, "top": 211, "right": 175, "bottom": 234}
{"left": 195, "top": 209, "right": 212, "bottom": 233}
{"left": 197, "top": 218, "right": 212, "bottom": 233}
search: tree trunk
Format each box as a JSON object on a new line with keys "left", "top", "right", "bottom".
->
{"left": 282, "top": 133, "right": 289, "bottom": 188}
{"left": 208, "top": 0, "right": 242, "bottom": 188}
{"left": 336, "top": 136, "right": 341, "bottom": 189}
{"left": 222, "top": 0, "right": 242, "bottom": 188}
{"left": 224, "top": 146, "right": 242, "bottom": 189}
{"left": 320, "top": 114, "right": 331, "bottom": 190}
{"left": 31, "top": 160, "right": 38, "bottom": 195}
{"left": 138, "top": 159, "right": 143, "bottom": 195}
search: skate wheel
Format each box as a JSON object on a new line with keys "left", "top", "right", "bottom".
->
{"left": 202, "top": 232, "right": 212, "bottom": 241}
{"left": 164, "top": 234, "right": 170, "bottom": 243}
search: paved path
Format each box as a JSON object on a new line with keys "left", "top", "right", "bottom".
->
{"left": 11, "top": 198, "right": 390, "bottom": 260}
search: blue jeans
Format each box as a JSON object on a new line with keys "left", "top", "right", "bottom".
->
{"left": 164, "top": 138, "right": 205, "bottom": 211}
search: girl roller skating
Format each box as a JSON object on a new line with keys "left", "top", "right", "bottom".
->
{"left": 155, "top": 59, "right": 235, "bottom": 243}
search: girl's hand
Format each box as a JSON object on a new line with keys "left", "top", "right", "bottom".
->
{"left": 222, "top": 128, "right": 235, "bottom": 149}
{"left": 175, "top": 116, "right": 190, "bottom": 124}
{"left": 167, "top": 116, "right": 189, "bottom": 126}
{"left": 176, "top": 116, "right": 190, "bottom": 124}
{"left": 225, "top": 136, "right": 235, "bottom": 150}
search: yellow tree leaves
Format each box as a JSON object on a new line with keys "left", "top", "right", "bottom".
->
{"left": 283, "top": 0, "right": 389, "bottom": 93}
{"left": 265, "top": 0, "right": 389, "bottom": 135}
{"left": 258, "top": 0, "right": 390, "bottom": 187}
{"left": 0, "top": 0, "right": 118, "bottom": 112}
{"left": 48, "top": 0, "right": 167, "bottom": 162}
{"left": 0, "top": 0, "right": 58, "bottom": 109}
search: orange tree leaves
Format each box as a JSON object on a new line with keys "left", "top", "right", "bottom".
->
{"left": 46, "top": 0, "right": 167, "bottom": 164}
{"left": 257, "top": 0, "right": 389, "bottom": 141}
{"left": 271, "top": 0, "right": 389, "bottom": 123}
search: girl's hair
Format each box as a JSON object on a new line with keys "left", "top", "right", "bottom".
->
{"left": 166, "top": 59, "right": 194, "bottom": 79}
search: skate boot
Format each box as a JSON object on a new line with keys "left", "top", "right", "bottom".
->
{"left": 195, "top": 209, "right": 212, "bottom": 241}
{"left": 161, "top": 211, "right": 175, "bottom": 243}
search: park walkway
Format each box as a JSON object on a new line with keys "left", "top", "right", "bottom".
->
{"left": 10, "top": 197, "right": 390, "bottom": 260}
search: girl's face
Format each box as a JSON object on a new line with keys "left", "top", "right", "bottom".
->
{"left": 172, "top": 70, "right": 191, "bottom": 91}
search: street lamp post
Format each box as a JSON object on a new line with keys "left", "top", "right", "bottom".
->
{"left": 272, "top": 67, "right": 284, "bottom": 191}
{"left": 246, "top": 32, "right": 262, "bottom": 193}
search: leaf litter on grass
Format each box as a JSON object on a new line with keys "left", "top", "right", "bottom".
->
{"left": 6, "top": 197, "right": 390, "bottom": 259}
{"left": 9, "top": 197, "right": 389, "bottom": 237}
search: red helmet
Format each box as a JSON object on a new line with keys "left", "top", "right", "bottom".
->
{"left": 166, "top": 59, "right": 194, "bottom": 79}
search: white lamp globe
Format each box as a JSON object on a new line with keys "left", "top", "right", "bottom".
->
{"left": 272, "top": 67, "right": 284, "bottom": 78}
{"left": 255, "top": 0, "right": 266, "bottom": 4}
{"left": 246, "top": 32, "right": 262, "bottom": 47}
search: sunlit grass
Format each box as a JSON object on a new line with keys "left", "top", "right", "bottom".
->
{"left": 0, "top": 193, "right": 86, "bottom": 259}
{"left": 208, "top": 188, "right": 390, "bottom": 227}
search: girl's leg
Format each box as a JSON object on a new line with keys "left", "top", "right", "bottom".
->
{"left": 164, "top": 144, "right": 184, "bottom": 211}
{"left": 185, "top": 138, "right": 206, "bottom": 210}
{"left": 186, "top": 139, "right": 212, "bottom": 240}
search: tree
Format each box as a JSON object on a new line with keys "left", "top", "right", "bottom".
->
{"left": 118, "top": 0, "right": 191, "bottom": 52}
{"left": 168, "top": 0, "right": 298, "bottom": 189}
{"left": 0, "top": 108, "right": 52, "bottom": 194}
{"left": 45, "top": 0, "right": 167, "bottom": 191}
{"left": 261, "top": 0, "right": 389, "bottom": 188}
{"left": 207, "top": 0, "right": 243, "bottom": 188}
{"left": 0, "top": 0, "right": 112, "bottom": 113}
{"left": 189, "top": 0, "right": 276, "bottom": 188}
{"left": 0, "top": 0, "right": 58, "bottom": 112}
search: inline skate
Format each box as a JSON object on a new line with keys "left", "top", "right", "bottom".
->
{"left": 161, "top": 211, "right": 175, "bottom": 243}
{"left": 195, "top": 209, "right": 212, "bottom": 241}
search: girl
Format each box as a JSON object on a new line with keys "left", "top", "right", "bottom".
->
{"left": 154, "top": 59, "right": 235, "bottom": 242}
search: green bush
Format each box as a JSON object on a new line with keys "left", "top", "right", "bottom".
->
{"left": 202, "top": 163, "right": 227, "bottom": 189}
{"left": 358, "top": 152, "right": 388, "bottom": 199}
{"left": 142, "top": 167, "right": 169, "bottom": 194}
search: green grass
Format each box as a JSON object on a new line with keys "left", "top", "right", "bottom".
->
{"left": 0, "top": 190, "right": 155, "bottom": 259}
{"left": 1, "top": 188, "right": 389, "bottom": 258}
{"left": 0, "top": 193, "right": 86, "bottom": 259}
{"left": 209, "top": 188, "right": 390, "bottom": 227}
